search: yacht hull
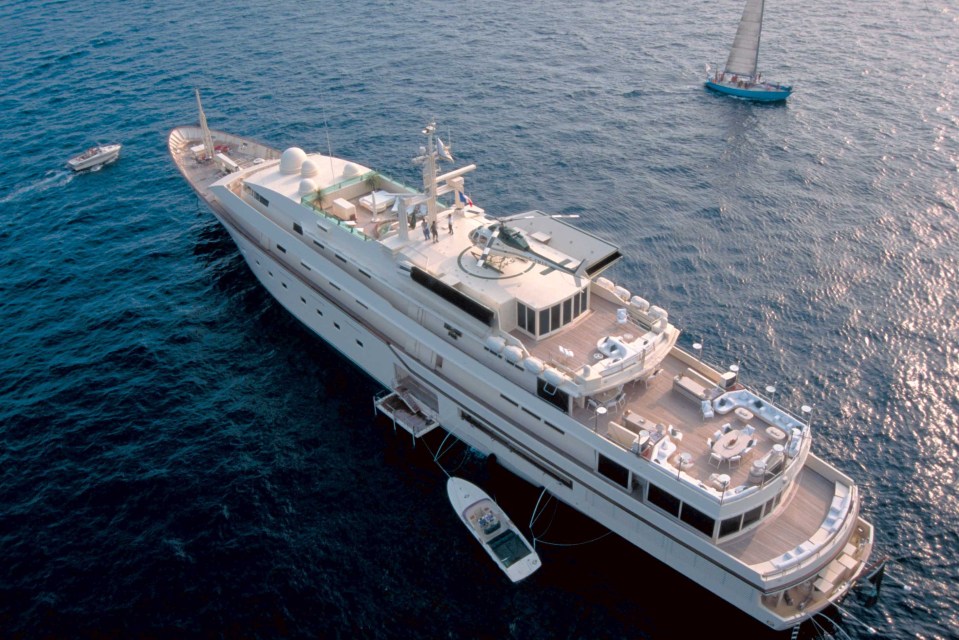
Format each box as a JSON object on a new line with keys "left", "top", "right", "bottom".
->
{"left": 169, "top": 120, "right": 872, "bottom": 635}
{"left": 705, "top": 79, "right": 792, "bottom": 102}
{"left": 213, "top": 203, "right": 823, "bottom": 632}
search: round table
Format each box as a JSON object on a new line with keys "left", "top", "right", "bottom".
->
{"left": 715, "top": 429, "right": 750, "bottom": 459}
{"left": 593, "top": 406, "right": 607, "bottom": 431}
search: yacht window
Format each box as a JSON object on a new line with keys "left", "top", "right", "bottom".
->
{"left": 742, "top": 505, "right": 763, "bottom": 529}
{"left": 679, "top": 503, "right": 715, "bottom": 536}
{"left": 537, "top": 378, "right": 569, "bottom": 413}
{"left": 563, "top": 298, "right": 571, "bottom": 324}
{"left": 580, "top": 289, "right": 588, "bottom": 312}
{"left": 573, "top": 293, "right": 581, "bottom": 317}
{"left": 597, "top": 454, "right": 629, "bottom": 489}
{"left": 550, "top": 305, "right": 560, "bottom": 331}
{"left": 526, "top": 306, "right": 535, "bottom": 332}
{"left": 518, "top": 302, "right": 528, "bottom": 331}
{"left": 648, "top": 484, "right": 680, "bottom": 517}
{"left": 719, "top": 515, "right": 741, "bottom": 538}
{"left": 543, "top": 420, "right": 564, "bottom": 434}
{"left": 293, "top": 222, "right": 303, "bottom": 235}
{"left": 539, "top": 308, "right": 550, "bottom": 335}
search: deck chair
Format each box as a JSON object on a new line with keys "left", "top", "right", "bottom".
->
{"left": 701, "top": 400, "right": 715, "bottom": 420}
{"left": 742, "top": 424, "right": 755, "bottom": 436}
{"left": 614, "top": 391, "right": 627, "bottom": 410}
{"left": 729, "top": 455, "right": 742, "bottom": 469}
{"left": 708, "top": 452, "right": 723, "bottom": 468}
{"left": 722, "top": 422, "right": 733, "bottom": 434}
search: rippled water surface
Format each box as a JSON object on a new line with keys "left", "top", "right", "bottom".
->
{"left": 1, "top": 1, "right": 957, "bottom": 638}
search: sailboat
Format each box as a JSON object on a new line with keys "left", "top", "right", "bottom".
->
{"left": 705, "top": 0, "right": 792, "bottom": 102}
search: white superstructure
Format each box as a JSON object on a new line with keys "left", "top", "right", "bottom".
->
{"left": 169, "top": 97, "right": 876, "bottom": 633}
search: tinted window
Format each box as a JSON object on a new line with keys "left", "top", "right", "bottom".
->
{"left": 648, "top": 484, "right": 680, "bottom": 517}
{"left": 680, "top": 503, "right": 715, "bottom": 536}
{"left": 742, "top": 505, "right": 763, "bottom": 529}
{"left": 598, "top": 454, "right": 629, "bottom": 489}
{"left": 719, "top": 515, "right": 741, "bottom": 538}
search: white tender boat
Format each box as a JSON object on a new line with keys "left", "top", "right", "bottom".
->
{"left": 168, "top": 89, "right": 878, "bottom": 634}
{"left": 67, "top": 143, "right": 122, "bottom": 171}
{"left": 447, "top": 477, "right": 541, "bottom": 582}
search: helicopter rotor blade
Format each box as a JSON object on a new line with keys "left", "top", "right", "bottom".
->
{"left": 476, "top": 225, "right": 500, "bottom": 268}
{"left": 501, "top": 213, "right": 581, "bottom": 221}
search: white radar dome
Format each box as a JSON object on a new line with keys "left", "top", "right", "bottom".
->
{"left": 298, "top": 178, "right": 317, "bottom": 196}
{"left": 301, "top": 159, "right": 320, "bottom": 178}
{"left": 280, "top": 147, "right": 307, "bottom": 175}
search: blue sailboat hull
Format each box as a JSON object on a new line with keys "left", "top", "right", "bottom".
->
{"left": 705, "top": 78, "right": 792, "bottom": 102}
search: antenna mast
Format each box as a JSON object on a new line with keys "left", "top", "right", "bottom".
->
{"left": 195, "top": 88, "right": 216, "bottom": 162}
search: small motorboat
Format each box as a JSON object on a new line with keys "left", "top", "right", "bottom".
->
{"left": 67, "top": 143, "right": 122, "bottom": 171}
{"left": 447, "top": 477, "right": 541, "bottom": 583}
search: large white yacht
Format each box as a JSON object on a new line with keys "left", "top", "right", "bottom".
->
{"left": 169, "top": 91, "right": 877, "bottom": 633}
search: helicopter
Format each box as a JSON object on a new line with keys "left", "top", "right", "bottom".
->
{"left": 469, "top": 215, "right": 585, "bottom": 280}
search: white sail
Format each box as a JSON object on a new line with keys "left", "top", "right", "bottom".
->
{"left": 724, "top": 0, "right": 764, "bottom": 78}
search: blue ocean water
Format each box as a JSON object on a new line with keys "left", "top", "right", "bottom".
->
{"left": 1, "top": 0, "right": 957, "bottom": 638}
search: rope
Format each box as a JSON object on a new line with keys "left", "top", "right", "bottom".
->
{"left": 526, "top": 483, "right": 614, "bottom": 548}
{"left": 427, "top": 438, "right": 614, "bottom": 550}
{"left": 528, "top": 486, "right": 552, "bottom": 529}
{"left": 533, "top": 530, "right": 614, "bottom": 548}
{"left": 421, "top": 432, "right": 454, "bottom": 478}
{"left": 808, "top": 613, "right": 834, "bottom": 640}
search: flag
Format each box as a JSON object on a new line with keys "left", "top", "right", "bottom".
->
{"left": 458, "top": 192, "right": 473, "bottom": 206}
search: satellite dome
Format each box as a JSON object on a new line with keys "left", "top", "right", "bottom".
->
{"left": 279, "top": 147, "right": 307, "bottom": 175}
{"left": 342, "top": 162, "right": 359, "bottom": 177}
{"left": 301, "top": 159, "right": 319, "bottom": 178}
{"left": 298, "top": 178, "right": 317, "bottom": 196}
